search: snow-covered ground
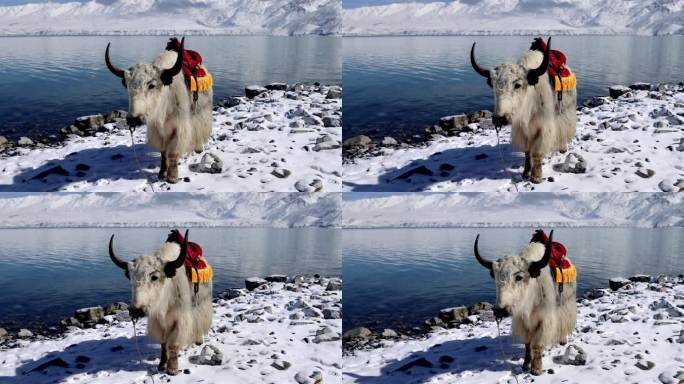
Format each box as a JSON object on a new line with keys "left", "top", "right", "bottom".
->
{"left": 0, "top": 276, "right": 342, "bottom": 384}
{"left": 343, "top": 83, "right": 684, "bottom": 192}
{"left": 0, "top": 84, "right": 342, "bottom": 193}
{"left": 343, "top": 275, "right": 684, "bottom": 384}
{"left": 0, "top": 192, "right": 341, "bottom": 228}
{"left": 0, "top": 0, "right": 341, "bottom": 36}
{"left": 342, "top": 193, "right": 684, "bottom": 228}
{"left": 343, "top": 0, "right": 684, "bottom": 36}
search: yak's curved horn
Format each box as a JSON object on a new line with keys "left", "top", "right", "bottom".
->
{"left": 527, "top": 37, "right": 551, "bottom": 85}
{"left": 473, "top": 234, "right": 493, "bottom": 270}
{"left": 164, "top": 229, "right": 188, "bottom": 276}
{"left": 105, "top": 43, "right": 125, "bottom": 79}
{"left": 160, "top": 37, "right": 184, "bottom": 85}
{"left": 470, "top": 43, "right": 491, "bottom": 80}
{"left": 108, "top": 235, "right": 128, "bottom": 271}
{"left": 529, "top": 229, "right": 553, "bottom": 277}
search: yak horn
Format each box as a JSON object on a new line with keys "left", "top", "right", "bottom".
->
{"left": 527, "top": 37, "right": 551, "bottom": 85}
{"left": 164, "top": 229, "right": 188, "bottom": 276}
{"left": 529, "top": 229, "right": 553, "bottom": 277}
{"left": 470, "top": 43, "right": 491, "bottom": 80}
{"left": 473, "top": 234, "right": 493, "bottom": 270}
{"left": 160, "top": 37, "right": 184, "bottom": 85}
{"left": 105, "top": 43, "right": 125, "bottom": 79}
{"left": 108, "top": 235, "right": 128, "bottom": 271}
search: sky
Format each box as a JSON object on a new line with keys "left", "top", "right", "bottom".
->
{"left": 0, "top": 0, "right": 434, "bottom": 8}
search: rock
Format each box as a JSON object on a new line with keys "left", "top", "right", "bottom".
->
{"left": 17, "top": 137, "right": 34, "bottom": 146}
{"left": 609, "top": 277, "right": 631, "bottom": 291}
{"left": 635, "top": 360, "right": 655, "bottom": 370}
{"left": 245, "top": 277, "right": 268, "bottom": 291}
{"left": 343, "top": 327, "right": 372, "bottom": 340}
{"left": 313, "top": 326, "right": 340, "bottom": 343}
{"left": 635, "top": 168, "right": 655, "bottom": 178}
{"left": 31, "top": 165, "right": 69, "bottom": 180}
{"left": 219, "top": 96, "right": 247, "bottom": 108}
{"left": 104, "top": 110, "right": 127, "bottom": 123}
{"left": 381, "top": 329, "right": 398, "bottom": 338}
{"left": 29, "top": 357, "right": 69, "bottom": 372}
{"left": 658, "top": 179, "right": 676, "bottom": 192}
{"left": 439, "top": 114, "right": 469, "bottom": 130}
{"left": 609, "top": 85, "right": 631, "bottom": 99}
{"left": 0, "top": 327, "right": 7, "bottom": 338}
{"left": 381, "top": 136, "right": 398, "bottom": 146}
{"left": 630, "top": 82, "right": 651, "bottom": 91}
{"left": 265, "top": 82, "right": 287, "bottom": 91}
{"left": 271, "top": 359, "right": 291, "bottom": 371}
{"left": 104, "top": 302, "right": 128, "bottom": 316}
{"left": 396, "top": 357, "right": 433, "bottom": 371}
{"left": 553, "top": 344, "right": 587, "bottom": 366}
{"left": 193, "top": 153, "right": 223, "bottom": 174}
{"left": 193, "top": 344, "right": 223, "bottom": 366}
{"left": 326, "top": 279, "right": 342, "bottom": 291}
{"left": 265, "top": 274, "right": 288, "bottom": 283}
{"left": 343, "top": 135, "right": 372, "bottom": 149}
{"left": 75, "top": 306, "right": 104, "bottom": 325}
{"left": 659, "top": 370, "right": 683, "bottom": 384}
{"left": 395, "top": 165, "right": 433, "bottom": 180}
{"left": 467, "top": 110, "right": 492, "bottom": 123}
{"left": 629, "top": 275, "right": 651, "bottom": 283}
{"left": 0, "top": 135, "right": 8, "bottom": 147}
{"left": 439, "top": 306, "right": 469, "bottom": 323}
{"left": 553, "top": 152, "right": 587, "bottom": 174}
{"left": 245, "top": 85, "right": 268, "bottom": 99}
{"left": 313, "top": 135, "right": 341, "bottom": 151}
{"left": 322, "top": 309, "right": 341, "bottom": 319}
{"left": 271, "top": 168, "right": 291, "bottom": 179}
{"left": 60, "top": 316, "right": 82, "bottom": 328}
{"left": 583, "top": 97, "right": 606, "bottom": 108}
{"left": 17, "top": 329, "right": 33, "bottom": 338}
{"left": 322, "top": 116, "right": 341, "bottom": 127}
{"left": 294, "top": 370, "right": 322, "bottom": 384}
{"left": 294, "top": 178, "right": 323, "bottom": 192}
{"left": 326, "top": 87, "right": 342, "bottom": 99}
{"left": 75, "top": 114, "right": 105, "bottom": 130}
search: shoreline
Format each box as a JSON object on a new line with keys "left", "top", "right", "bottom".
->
{"left": 342, "top": 273, "right": 684, "bottom": 353}
{"left": 0, "top": 274, "right": 343, "bottom": 383}
{"left": 0, "top": 83, "right": 342, "bottom": 192}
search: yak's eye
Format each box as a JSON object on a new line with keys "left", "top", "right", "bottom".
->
{"left": 515, "top": 274, "right": 523, "bottom": 282}
{"left": 514, "top": 83, "right": 522, "bottom": 89}
{"left": 151, "top": 274, "right": 159, "bottom": 282}
{"left": 148, "top": 82, "right": 156, "bottom": 90}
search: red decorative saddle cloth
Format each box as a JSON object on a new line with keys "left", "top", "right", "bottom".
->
{"left": 530, "top": 38, "right": 576, "bottom": 92}
{"left": 166, "top": 229, "right": 212, "bottom": 284}
{"left": 530, "top": 229, "right": 576, "bottom": 283}
{"left": 165, "top": 38, "right": 212, "bottom": 93}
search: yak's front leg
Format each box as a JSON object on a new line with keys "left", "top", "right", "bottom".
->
{"left": 524, "top": 152, "right": 532, "bottom": 179}
{"left": 158, "top": 152, "right": 168, "bottom": 181}
{"left": 158, "top": 343, "right": 168, "bottom": 372}
{"left": 522, "top": 343, "right": 531, "bottom": 372}
{"left": 530, "top": 344, "right": 544, "bottom": 376}
{"left": 530, "top": 153, "right": 544, "bottom": 184}
{"left": 166, "top": 344, "right": 180, "bottom": 375}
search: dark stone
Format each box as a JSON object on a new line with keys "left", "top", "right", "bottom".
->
{"left": 395, "top": 165, "right": 433, "bottom": 180}
{"left": 609, "top": 278, "right": 630, "bottom": 291}
{"left": 265, "top": 83, "right": 287, "bottom": 91}
{"left": 265, "top": 275, "right": 288, "bottom": 283}
{"left": 29, "top": 357, "right": 69, "bottom": 372}
{"left": 31, "top": 165, "right": 69, "bottom": 180}
{"left": 395, "top": 357, "right": 433, "bottom": 372}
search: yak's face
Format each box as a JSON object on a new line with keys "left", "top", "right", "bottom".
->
{"left": 123, "top": 64, "right": 166, "bottom": 128}
{"left": 105, "top": 39, "right": 185, "bottom": 128}
{"left": 490, "top": 64, "right": 530, "bottom": 126}
{"left": 128, "top": 255, "right": 167, "bottom": 313}
{"left": 491, "top": 255, "right": 534, "bottom": 315}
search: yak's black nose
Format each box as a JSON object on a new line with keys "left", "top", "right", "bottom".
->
{"left": 493, "top": 306, "right": 510, "bottom": 319}
{"left": 126, "top": 116, "right": 143, "bottom": 128}
{"left": 129, "top": 306, "right": 145, "bottom": 319}
{"left": 492, "top": 115, "right": 509, "bottom": 127}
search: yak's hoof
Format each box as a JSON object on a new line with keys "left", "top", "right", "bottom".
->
{"left": 531, "top": 368, "right": 543, "bottom": 376}
{"left": 166, "top": 368, "right": 179, "bottom": 376}
{"left": 166, "top": 176, "right": 178, "bottom": 184}
{"left": 530, "top": 176, "right": 543, "bottom": 184}
{"left": 194, "top": 149, "right": 203, "bottom": 154}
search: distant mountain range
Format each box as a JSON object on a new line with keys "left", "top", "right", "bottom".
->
{"left": 343, "top": 0, "right": 684, "bottom": 36}
{"left": 0, "top": 0, "right": 341, "bottom": 36}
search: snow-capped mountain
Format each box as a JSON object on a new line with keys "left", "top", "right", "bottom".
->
{"left": 0, "top": 192, "right": 341, "bottom": 227}
{"left": 342, "top": 193, "right": 684, "bottom": 228}
{"left": 343, "top": 0, "right": 684, "bottom": 36}
{"left": 0, "top": 0, "right": 341, "bottom": 36}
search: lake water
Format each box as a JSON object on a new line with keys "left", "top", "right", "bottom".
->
{"left": 343, "top": 227, "right": 684, "bottom": 331}
{"left": 0, "top": 227, "right": 340, "bottom": 330}
{"left": 343, "top": 35, "right": 684, "bottom": 139}
{"left": 0, "top": 35, "right": 341, "bottom": 140}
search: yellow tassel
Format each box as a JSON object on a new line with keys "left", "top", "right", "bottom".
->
{"left": 555, "top": 264, "right": 577, "bottom": 283}
{"left": 190, "top": 262, "right": 213, "bottom": 284}
{"left": 189, "top": 69, "right": 213, "bottom": 92}
{"left": 554, "top": 69, "right": 576, "bottom": 92}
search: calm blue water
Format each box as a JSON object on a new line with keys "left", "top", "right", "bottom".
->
{"left": 343, "top": 227, "right": 684, "bottom": 331}
{"left": 0, "top": 227, "right": 340, "bottom": 330}
{"left": 343, "top": 35, "right": 684, "bottom": 139}
{"left": 0, "top": 35, "right": 341, "bottom": 140}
